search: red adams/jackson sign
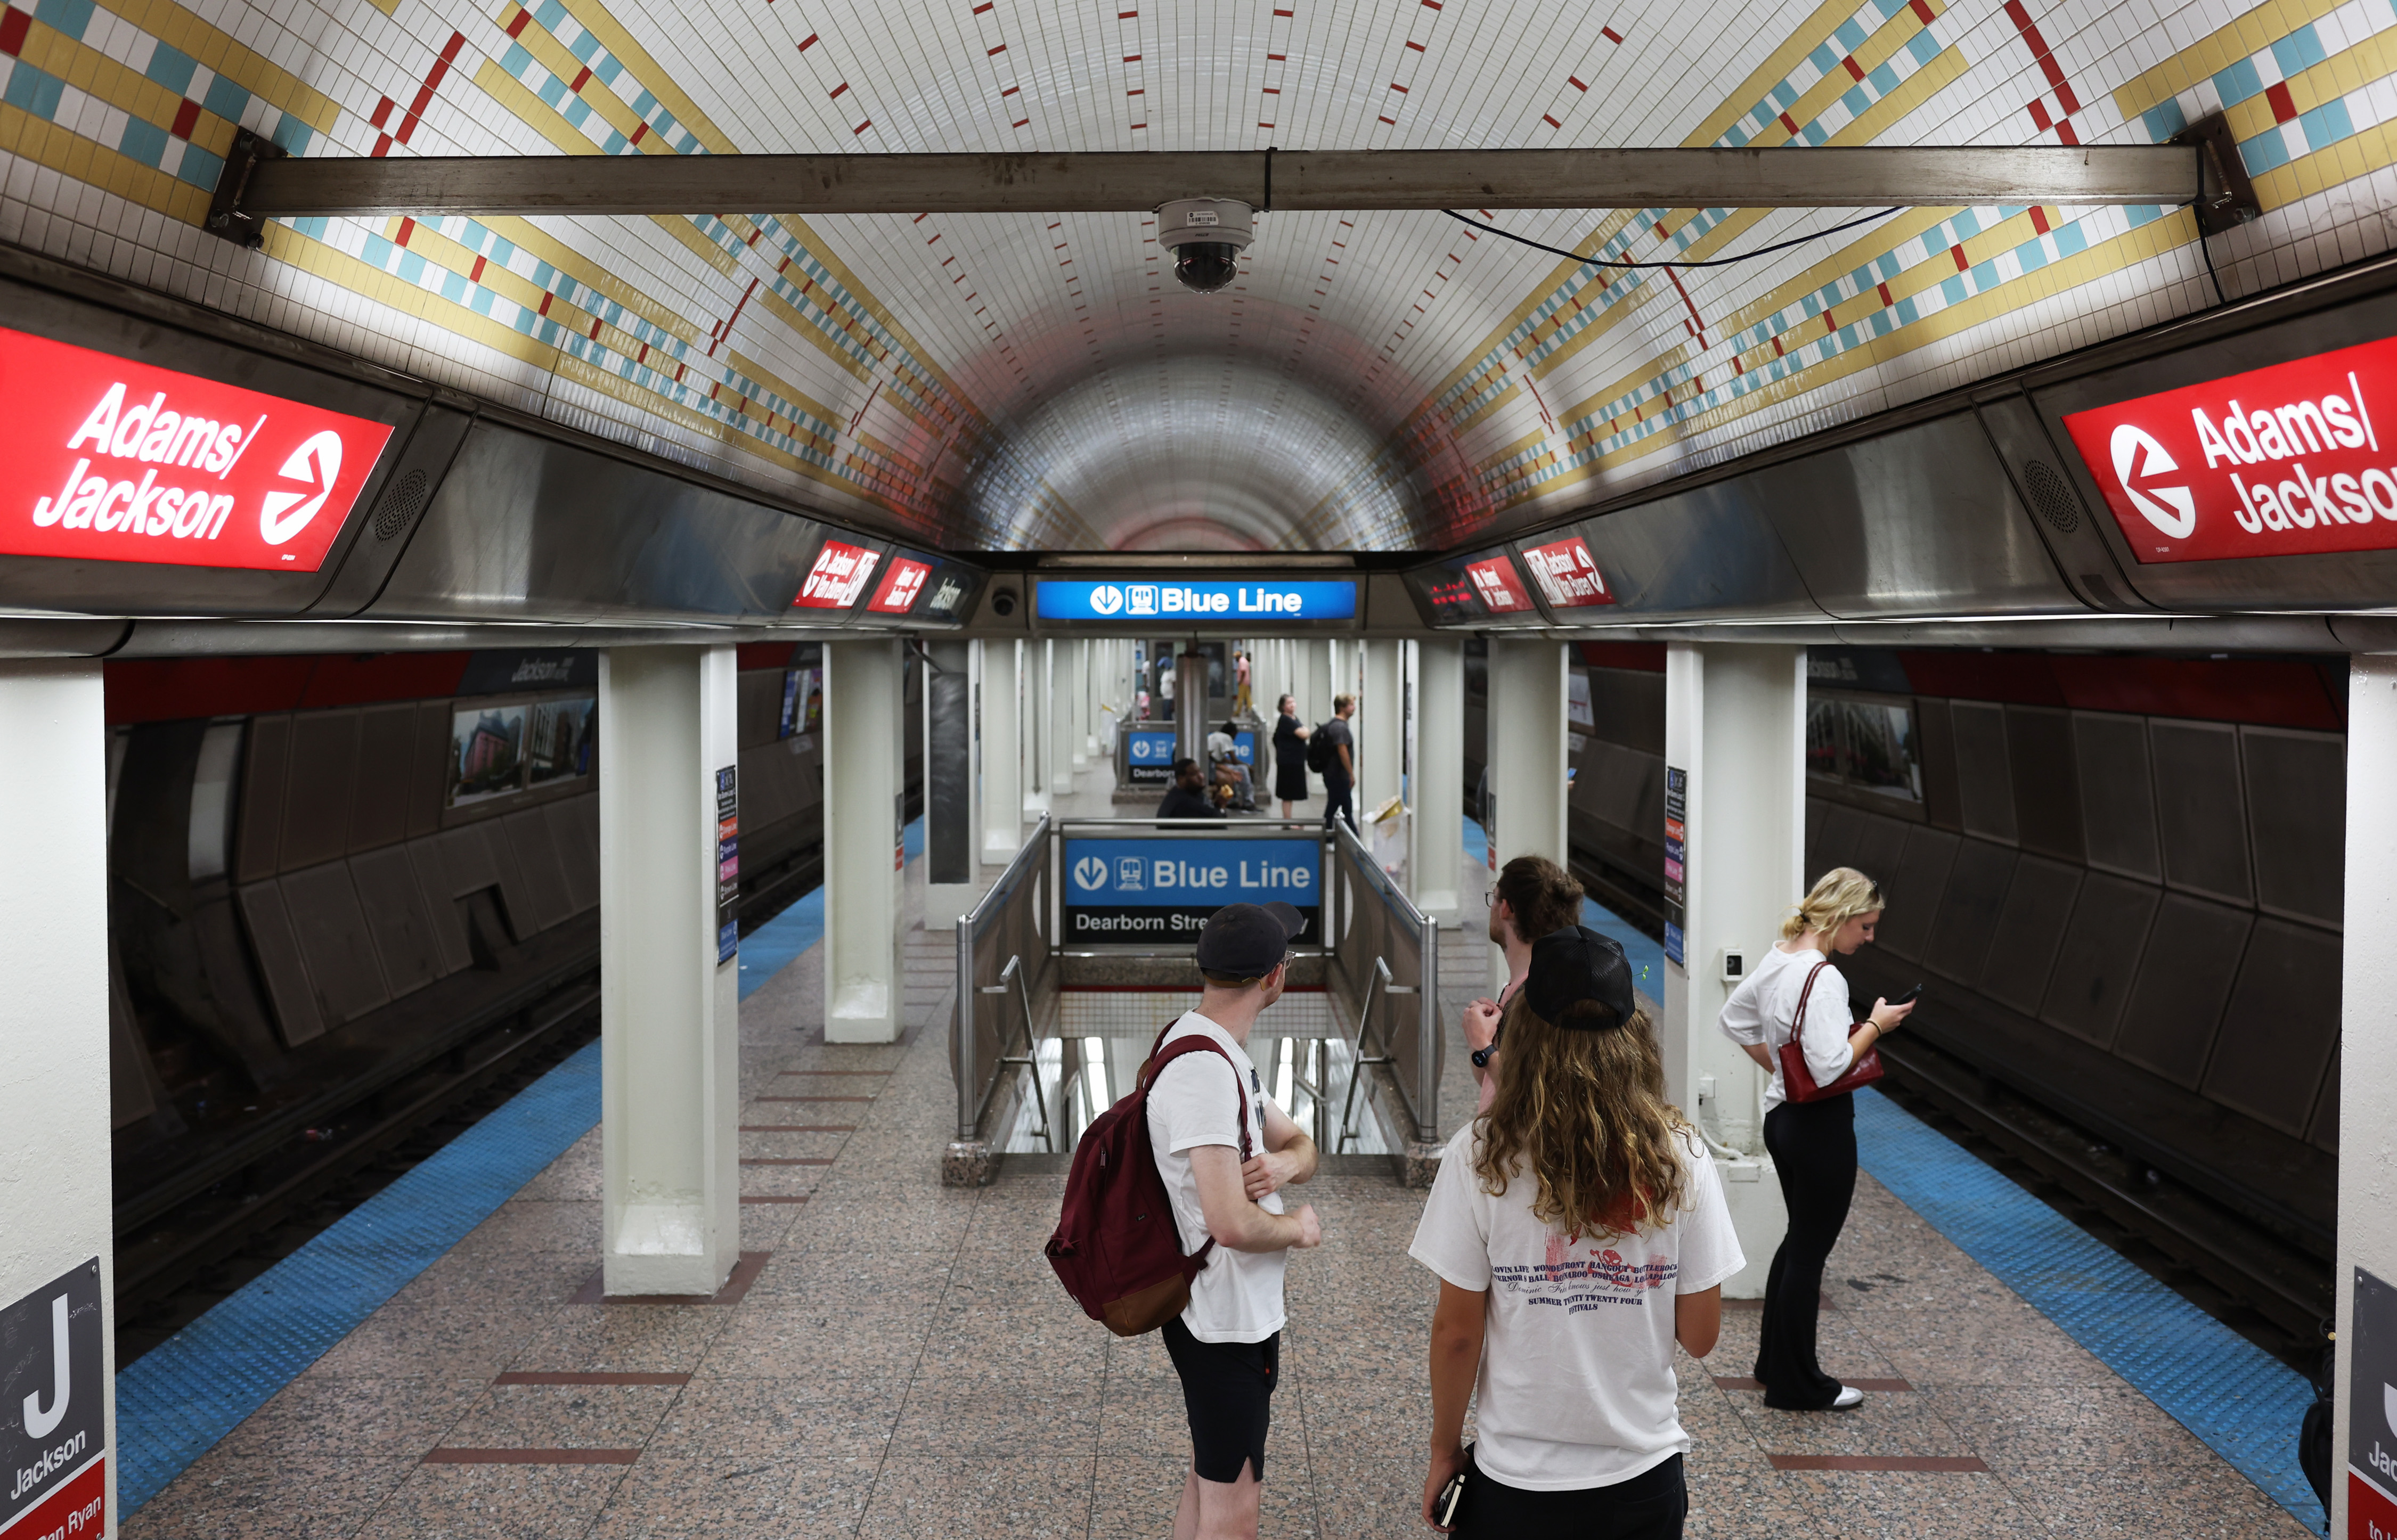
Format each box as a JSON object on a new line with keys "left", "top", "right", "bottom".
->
{"left": 2061, "top": 336, "right": 2397, "bottom": 563}
{"left": 2, "top": 327, "right": 393, "bottom": 571}
{"left": 1464, "top": 553, "right": 1536, "bottom": 614}
{"left": 792, "top": 538, "right": 880, "bottom": 608}
{"left": 867, "top": 555, "right": 932, "bottom": 614}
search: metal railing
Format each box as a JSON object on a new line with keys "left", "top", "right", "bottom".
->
{"left": 1325, "top": 818, "right": 1441, "bottom": 1145}
{"left": 952, "top": 815, "right": 1056, "bottom": 1142}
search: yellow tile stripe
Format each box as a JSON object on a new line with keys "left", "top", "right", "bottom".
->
{"left": 6, "top": 10, "right": 237, "bottom": 159}
{"left": 2113, "top": 0, "right": 2350, "bottom": 121}
{"left": 0, "top": 98, "right": 209, "bottom": 225}
{"left": 110, "top": 0, "right": 342, "bottom": 132}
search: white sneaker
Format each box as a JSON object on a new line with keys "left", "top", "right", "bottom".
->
{"left": 1830, "top": 1385, "right": 1866, "bottom": 1409}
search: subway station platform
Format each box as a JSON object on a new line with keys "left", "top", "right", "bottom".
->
{"left": 117, "top": 772, "right": 2314, "bottom": 1540}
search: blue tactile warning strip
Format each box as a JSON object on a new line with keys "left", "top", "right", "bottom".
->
{"left": 736, "top": 816, "right": 920, "bottom": 1000}
{"left": 1854, "top": 1087, "right": 2325, "bottom": 1531}
{"left": 114, "top": 1041, "right": 604, "bottom": 1514}
{"left": 1462, "top": 816, "right": 1662, "bottom": 995}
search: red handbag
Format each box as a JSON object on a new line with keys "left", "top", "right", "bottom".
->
{"left": 1776, "top": 961, "right": 1883, "bottom": 1103}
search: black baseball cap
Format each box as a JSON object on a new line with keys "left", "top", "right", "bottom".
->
{"left": 1195, "top": 901, "right": 1307, "bottom": 978}
{"left": 1524, "top": 925, "right": 1637, "bottom": 1029}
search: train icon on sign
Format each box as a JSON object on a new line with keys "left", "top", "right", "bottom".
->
{"left": 1115, "top": 857, "right": 1145, "bottom": 890}
{"left": 1072, "top": 855, "right": 1108, "bottom": 890}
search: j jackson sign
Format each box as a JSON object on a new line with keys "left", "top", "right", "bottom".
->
{"left": 2, "top": 327, "right": 393, "bottom": 571}
{"left": 2062, "top": 337, "right": 2397, "bottom": 563}
{"left": 1, "top": 1260, "right": 104, "bottom": 1540}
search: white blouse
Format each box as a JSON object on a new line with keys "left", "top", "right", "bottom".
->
{"left": 1717, "top": 946, "right": 1855, "bottom": 1112}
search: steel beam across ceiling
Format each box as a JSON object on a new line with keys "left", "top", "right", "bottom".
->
{"left": 221, "top": 144, "right": 2200, "bottom": 219}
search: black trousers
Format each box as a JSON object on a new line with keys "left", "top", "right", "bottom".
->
{"left": 1757, "top": 1094, "right": 1857, "bottom": 1409}
{"left": 1454, "top": 1451, "right": 1685, "bottom": 1537}
{"left": 1322, "top": 777, "right": 1357, "bottom": 836}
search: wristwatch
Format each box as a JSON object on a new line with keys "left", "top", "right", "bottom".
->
{"left": 1471, "top": 1044, "right": 1496, "bottom": 1069}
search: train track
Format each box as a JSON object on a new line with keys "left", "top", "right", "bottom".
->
{"left": 1560, "top": 839, "right": 2328, "bottom": 1378}
{"left": 111, "top": 839, "right": 855, "bottom": 1369}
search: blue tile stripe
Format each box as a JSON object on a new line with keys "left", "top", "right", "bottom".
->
{"left": 1854, "top": 1088, "right": 2323, "bottom": 1531}
{"left": 115, "top": 1042, "right": 604, "bottom": 1513}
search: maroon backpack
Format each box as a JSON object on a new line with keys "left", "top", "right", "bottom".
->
{"left": 1045, "top": 1020, "right": 1252, "bottom": 1337}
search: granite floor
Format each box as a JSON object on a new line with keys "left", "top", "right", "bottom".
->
{"left": 126, "top": 770, "right": 2310, "bottom": 1539}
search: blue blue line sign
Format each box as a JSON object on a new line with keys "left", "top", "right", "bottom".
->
{"left": 1063, "top": 837, "right": 1320, "bottom": 943}
{"left": 1038, "top": 579, "right": 1357, "bottom": 622}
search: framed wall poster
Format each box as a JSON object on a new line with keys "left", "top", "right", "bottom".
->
{"left": 448, "top": 702, "right": 528, "bottom": 807}
{"left": 527, "top": 695, "right": 596, "bottom": 786}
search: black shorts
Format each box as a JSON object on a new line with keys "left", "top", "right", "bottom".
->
{"left": 1453, "top": 1448, "right": 1686, "bottom": 1538}
{"left": 1161, "top": 1317, "right": 1279, "bottom": 1483}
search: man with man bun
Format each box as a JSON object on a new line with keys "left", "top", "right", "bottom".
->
{"left": 1462, "top": 855, "right": 1586, "bottom": 1113}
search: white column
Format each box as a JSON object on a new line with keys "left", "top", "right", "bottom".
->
{"left": 922, "top": 638, "right": 977, "bottom": 932}
{"left": 1411, "top": 639, "right": 1465, "bottom": 926}
{"left": 1049, "top": 640, "right": 1076, "bottom": 796}
{"left": 1484, "top": 638, "right": 1569, "bottom": 991}
{"left": 824, "top": 639, "right": 907, "bottom": 1043}
{"left": 1657, "top": 642, "right": 1802, "bottom": 1297}
{"left": 1359, "top": 637, "right": 1404, "bottom": 823}
{"left": 599, "top": 644, "right": 741, "bottom": 1297}
{"left": 1303, "top": 639, "right": 1334, "bottom": 802}
{"left": 1023, "top": 642, "right": 1051, "bottom": 820}
{"left": 1072, "top": 640, "right": 1092, "bottom": 765}
{"left": 0, "top": 661, "right": 115, "bottom": 1534}
{"left": 977, "top": 639, "right": 1023, "bottom": 864}
{"left": 2336, "top": 653, "right": 2397, "bottom": 1539}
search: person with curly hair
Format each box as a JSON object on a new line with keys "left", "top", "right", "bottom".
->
{"left": 1410, "top": 927, "right": 1745, "bottom": 1536}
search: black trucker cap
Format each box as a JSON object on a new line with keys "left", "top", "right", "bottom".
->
{"left": 1195, "top": 901, "right": 1307, "bottom": 978}
{"left": 1524, "top": 924, "right": 1638, "bottom": 1029}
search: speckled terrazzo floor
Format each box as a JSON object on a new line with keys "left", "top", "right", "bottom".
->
{"left": 124, "top": 771, "right": 2310, "bottom": 1539}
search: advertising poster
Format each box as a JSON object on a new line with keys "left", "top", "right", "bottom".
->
{"left": 1662, "top": 766, "right": 1688, "bottom": 966}
{"left": 715, "top": 766, "right": 739, "bottom": 964}
{"left": 1062, "top": 837, "right": 1320, "bottom": 943}
{"left": 527, "top": 697, "right": 596, "bottom": 785}
{"left": 449, "top": 703, "right": 527, "bottom": 806}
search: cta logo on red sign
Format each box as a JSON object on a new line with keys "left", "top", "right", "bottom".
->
{"left": 868, "top": 555, "right": 932, "bottom": 614}
{"left": 2, "top": 327, "right": 392, "bottom": 571}
{"left": 793, "top": 539, "right": 880, "bottom": 608}
{"left": 2062, "top": 337, "right": 2397, "bottom": 563}
{"left": 1464, "top": 555, "right": 1536, "bottom": 615}
{"left": 1523, "top": 535, "right": 1614, "bottom": 608}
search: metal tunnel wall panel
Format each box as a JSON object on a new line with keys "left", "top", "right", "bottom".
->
{"left": 1922, "top": 839, "right": 2015, "bottom": 986}
{"left": 348, "top": 705, "right": 419, "bottom": 854}
{"left": 1873, "top": 826, "right": 1958, "bottom": 964}
{"left": 2004, "top": 707, "right": 2085, "bottom": 863}
{"left": 280, "top": 860, "right": 395, "bottom": 1029}
{"left": 2241, "top": 728, "right": 2346, "bottom": 928}
{"left": 1947, "top": 702, "right": 2017, "bottom": 843}
{"left": 234, "top": 713, "right": 289, "bottom": 883}
{"left": 349, "top": 844, "right": 450, "bottom": 998}
{"left": 2149, "top": 720, "right": 2255, "bottom": 906}
{"left": 2112, "top": 894, "right": 2253, "bottom": 1090}
{"left": 2205, "top": 919, "right": 2344, "bottom": 1139}
{"left": 1975, "top": 855, "right": 2083, "bottom": 1018}
{"left": 2072, "top": 712, "right": 2164, "bottom": 882}
{"left": 234, "top": 878, "right": 324, "bottom": 1047}
{"left": 280, "top": 711, "right": 361, "bottom": 873}
{"left": 2040, "top": 873, "right": 2163, "bottom": 1048}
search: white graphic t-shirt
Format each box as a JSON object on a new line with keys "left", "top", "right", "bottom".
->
{"left": 1146, "top": 1012, "right": 1286, "bottom": 1344}
{"left": 1408, "top": 1124, "right": 1744, "bottom": 1490}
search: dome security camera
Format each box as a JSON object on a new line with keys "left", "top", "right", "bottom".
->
{"left": 1156, "top": 198, "right": 1255, "bottom": 293}
{"left": 989, "top": 587, "right": 1018, "bottom": 617}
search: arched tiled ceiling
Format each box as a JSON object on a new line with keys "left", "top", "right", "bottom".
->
{"left": 0, "top": 0, "right": 2383, "bottom": 551}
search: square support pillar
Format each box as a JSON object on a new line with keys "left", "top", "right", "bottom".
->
{"left": 977, "top": 640, "right": 1023, "bottom": 864}
{"left": 0, "top": 660, "right": 116, "bottom": 1532}
{"left": 1049, "top": 640, "right": 1076, "bottom": 795}
{"left": 1023, "top": 641, "right": 1051, "bottom": 820}
{"left": 1657, "top": 642, "right": 1803, "bottom": 1297}
{"left": 1072, "top": 640, "right": 1093, "bottom": 766}
{"left": 1484, "top": 638, "right": 1569, "bottom": 992}
{"left": 599, "top": 645, "right": 741, "bottom": 1298}
{"left": 2335, "top": 653, "right": 2397, "bottom": 1539}
{"left": 1410, "top": 640, "right": 1465, "bottom": 926}
{"left": 825, "top": 639, "right": 907, "bottom": 1043}
{"left": 922, "top": 639, "right": 977, "bottom": 932}
{"left": 1359, "top": 638, "right": 1404, "bottom": 825}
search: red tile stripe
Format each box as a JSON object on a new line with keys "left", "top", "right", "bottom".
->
{"left": 493, "top": 1373, "right": 690, "bottom": 1386}
{"left": 425, "top": 1449, "right": 642, "bottom": 1464}
{"left": 1766, "top": 1455, "right": 1988, "bottom": 1472}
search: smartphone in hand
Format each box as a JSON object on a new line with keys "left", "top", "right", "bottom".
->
{"left": 1893, "top": 982, "right": 1923, "bottom": 1005}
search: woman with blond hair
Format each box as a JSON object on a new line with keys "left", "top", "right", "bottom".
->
{"left": 1717, "top": 866, "right": 1915, "bottom": 1411}
{"left": 1412, "top": 927, "right": 1744, "bottom": 1536}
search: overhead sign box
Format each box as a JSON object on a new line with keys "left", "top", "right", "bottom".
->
{"left": 867, "top": 551, "right": 934, "bottom": 613}
{"left": 2062, "top": 336, "right": 2397, "bottom": 563}
{"left": 792, "top": 536, "right": 883, "bottom": 609}
{"left": 1062, "top": 835, "right": 1320, "bottom": 943}
{"left": 2, "top": 326, "right": 393, "bottom": 571}
{"left": 1037, "top": 578, "right": 1357, "bottom": 622}
{"left": 1409, "top": 547, "right": 1548, "bottom": 627}
{"left": 1520, "top": 534, "right": 1616, "bottom": 609}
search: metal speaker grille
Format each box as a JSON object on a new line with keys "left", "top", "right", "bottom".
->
{"left": 2021, "top": 460, "right": 2083, "bottom": 534}
{"left": 371, "top": 469, "right": 429, "bottom": 541}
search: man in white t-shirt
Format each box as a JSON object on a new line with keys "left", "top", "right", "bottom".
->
{"left": 1147, "top": 900, "right": 1323, "bottom": 1540}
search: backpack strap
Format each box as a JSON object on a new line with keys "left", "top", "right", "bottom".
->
{"left": 1138, "top": 1020, "right": 1254, "bottom": 1161}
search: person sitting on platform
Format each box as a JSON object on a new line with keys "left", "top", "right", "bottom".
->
{"left": 1158, "top": 757, "right": 1227, "bottom": 820}
{"left": 1206, "top": 720, "right": 1257, "bottom": 811}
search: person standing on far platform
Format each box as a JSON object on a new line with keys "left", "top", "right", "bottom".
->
{"left": 1716, "top": 866, "right": 1915, "bottom": 1410}
{"left": 1412, "top": 926, "right": 1744, "bottom": 1536}
{"left": 1272, "top": 695, "right": 1309, "bottom": 818}
{"left": 1318, "top": 694, "right": 1357, "bottom": 837}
